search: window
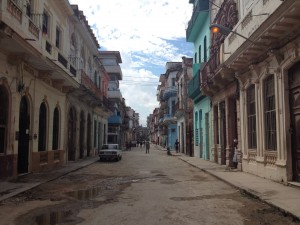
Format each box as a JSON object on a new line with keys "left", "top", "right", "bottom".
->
{"left": 194, "top": 53, "right": 197, "bottom": 63}
{"left": 264, "top": 75, "right": 276, "bottom": 150}
{"left": 171, "top": 100, "right": 175, "bottom": 116}
{"left": 88, "top": 57, "right": 92, "bottom": 76}
{"left": 204, "top": 36, "right": 207, "bottom": 62}
{"left": 0, "top": 85, "right": 8, "bottom": 154}
{"left": 38, "top": 102, "right": 47, "bottom": 151}
{"left": 55, "top": 27, "right": 61, "bottom": 49}
{"left": 198, "top": 45, "right": 202, "bottom": 63}
{"left": 52, "top": 107, "right": 59, "bottom": 150}
{"left": 247, "top": 85, "right": 256, "bottom": 148}
{"left": 195, "top": 112, "right": 199, "bottom": 146}
{"left": 26, "top": 0, "right": 32, "bottom": 17}
{"left": 94, "top": 72, "right": 98, "bottom": 87}
{"left": 42, "top": 11, "right": 49, "bottom": 35}
{"left": 94, "top": 120, "right": 97, "bottom": 148}
{"left": 80, "top": 48, "right": 86, "bottom": 70}
{"left": 172, "top": 78, "right": 176, "bottom": 87}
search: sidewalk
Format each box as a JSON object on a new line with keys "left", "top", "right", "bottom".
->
{"left": 0, "top": 157, "right": 99, "bottom": 202}
{"left": 153, "top": 144, "right": 300, "bottom": 220}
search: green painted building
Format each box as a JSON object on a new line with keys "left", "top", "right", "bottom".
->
{"left": 187, "top": 0, "right": 212, "bottom": 160}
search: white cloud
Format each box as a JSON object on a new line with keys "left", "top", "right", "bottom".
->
{"left": 69, "top": 0, "right": 193, "bottom": 125}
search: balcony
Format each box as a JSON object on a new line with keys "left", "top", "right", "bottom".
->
{"left": 162, "top": 114, "right": 177, "bottom": 125}
{"left": 200, "top": 56, "right": 235, "bottom": 97}
{"left": 103, "top": 65, "right": 123, "bottom": 80}
{"left": 157, "top": 85, "right": 165, "bottom": 101}
{"left": 186, "top": 0, "right": 209, "bottom": 42}
{"left": 160, "top": 101, "right": 167, "bottom": 110}
{"left": 108, "top": 115, "right": 122, "bottom": 125}
{"left": 80, "top": 71, "right": 102, "bottom": 99}
{"left": 163, "top": 86, "right": 177, "bottom": 101}
{"left": 174, "top": 101, "right": 186, "bottom": 118}
{"left": 188, "top": 70, "right": 201, "bottom": 99}
{"left": 108, "top": 89, "right": 122, "bottom": 100}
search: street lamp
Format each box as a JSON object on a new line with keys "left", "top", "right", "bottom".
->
{"left": 210, "top": 24, "right": 254, "bottom": 44}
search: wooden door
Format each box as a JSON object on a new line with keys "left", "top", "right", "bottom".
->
{"left": 289, "top": 63, "right": 300, "bottom": 181}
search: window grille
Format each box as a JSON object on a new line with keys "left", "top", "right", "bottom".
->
{"left": 195, "top": 128, "right": 199, "bottom": 146}
{"left": 247, "top": 85, "right": 256, "bottom": 148}
{"left": 264, "top": 75, "right": 276, "bottom": 150}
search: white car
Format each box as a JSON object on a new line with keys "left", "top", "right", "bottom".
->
{"left": 99, "top": 144, "right": 122, "bottom": 161}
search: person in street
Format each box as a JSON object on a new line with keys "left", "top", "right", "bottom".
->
{"left": 146, "top": 141, "right": 150, "bottom": 154}
{"left": 140, "top": 141, "right": 143, "bottom": 148}
{"left": 232, "top": 139, "right": 238, "bottom": 168}
{"left": 129, "top": 141, "right": 132, "bottom": 151}
{"left": 175, "top": 139, "right": 179, "bottom": 153}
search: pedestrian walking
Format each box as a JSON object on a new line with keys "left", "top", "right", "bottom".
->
{"left": 145, "top": 141, "right": 150, "bottom": 154}
{"left": 175, "top": 139, "right": 179, "bottom": 153}
{"left": 232, "top": 139, "right": 238, "bottom": 168}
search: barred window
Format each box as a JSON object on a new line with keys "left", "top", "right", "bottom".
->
{"left": 247, "top": 85, "right": 256, "bottom": 148}
{"left": 264, "top": 75, "right": 276, "bottom": 150}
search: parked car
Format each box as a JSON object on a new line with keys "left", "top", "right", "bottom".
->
{"left": 99, "top": 144, "right": 122, "bottom": 161}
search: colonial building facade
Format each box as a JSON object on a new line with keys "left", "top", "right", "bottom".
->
{"left": 187, "top": 0, "right": 211, "bottom": 160}
{"left": 205, "top": 0, "right": 300, "bottom": 183}
{"left": 175, "top": 57, "right": 193, "bottom": 156}
{"left": 0, "top": 0, "right": 116, "bottom": 179}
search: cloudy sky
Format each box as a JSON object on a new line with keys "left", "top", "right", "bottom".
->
{"left": 69, "top": 0, "right": 193, "bottom": 126}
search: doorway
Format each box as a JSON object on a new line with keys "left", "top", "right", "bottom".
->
{"left": 205, "top": 112, "right": 210, "bottom": 160}
{"left": 79, "top": 111, "right": 85, "bottom": 159}
{"left": 18, "top": 96, "right": 30, "bottom": 174}
{"left": 220, "top": 102, "right": 226, "bottom": 165}
{"left": 87, "top": 114, "right": 91, "bottom": 157}
{"left": 289, "top": 62, "right": 300, "bottom": 181}
{"left": 68, "top": 107, "right": 76, "bottom": 161}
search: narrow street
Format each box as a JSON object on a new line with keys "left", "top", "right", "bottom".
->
{"left": 0, "top": 146, "right": 298, "bottom": 225}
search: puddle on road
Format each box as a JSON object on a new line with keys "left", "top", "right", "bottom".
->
{"left": 67, "top": 186, "right": 103, "bottom": 200}
{"left": 34, "top": 209, "right": 81, "bottom": 225}
{"left": 15, "top": 176, "right": 154, "bottom": 225}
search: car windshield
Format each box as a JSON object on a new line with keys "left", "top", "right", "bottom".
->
{"left": 102, "top": 144, "right": 118, "bottom": 150}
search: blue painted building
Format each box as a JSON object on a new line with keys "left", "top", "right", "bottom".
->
{"left": 158, "top": 62, "right": 182, "bottom": 150}
{"left": 187, "top": 0, "right": 212, "bottom": 160}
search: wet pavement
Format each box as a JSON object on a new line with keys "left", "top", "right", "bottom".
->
{"left": 1, "top": 144, "right": 300, "bottom": 221}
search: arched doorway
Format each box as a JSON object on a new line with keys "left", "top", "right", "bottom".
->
{"left": 18, "top": 96, "right": 30, "bottom": 174}
{"left": 68, "top": 107, "right": 76, "bottom": 161}
{"left": 289, "top": 62, "right": 300, "bottom": 181}
{"left": 79, "top": 111, "right": 85, "bottom": 159}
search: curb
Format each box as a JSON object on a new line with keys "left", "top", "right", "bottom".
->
{"left": 177, "top": 157, "right": 300, "bottom": 222}
{"left": 0, "top": 158, "right": 98, "bottom": 203}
